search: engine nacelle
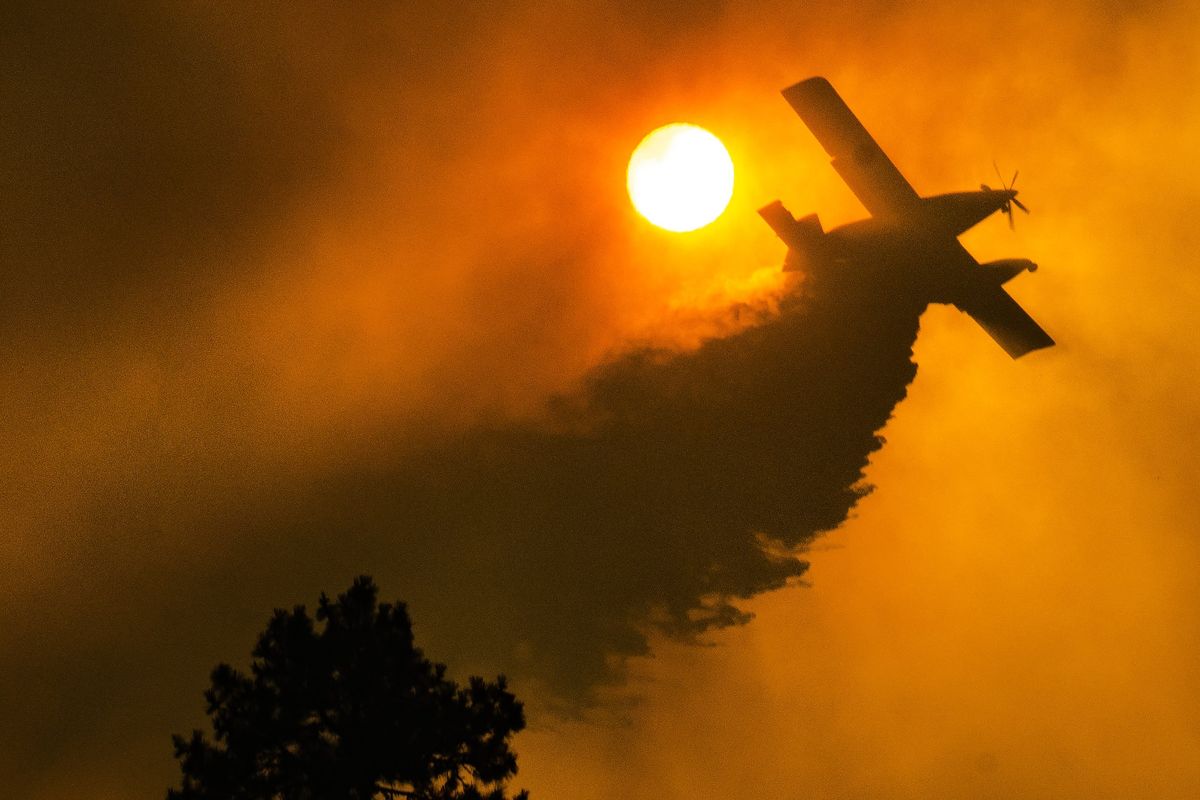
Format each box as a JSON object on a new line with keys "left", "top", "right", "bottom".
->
{"left": 980, "top": 258, "right": 1037, "bottom": 285}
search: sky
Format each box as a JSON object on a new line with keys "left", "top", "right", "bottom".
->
{"left": 2, "top": 1, "right": 1199, "bottom": 798}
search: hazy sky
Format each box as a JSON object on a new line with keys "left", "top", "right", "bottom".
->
{"left": 3, "top": 2, "right": 1199, "bottom": 798}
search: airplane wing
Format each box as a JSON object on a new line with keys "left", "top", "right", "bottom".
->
{"left": 940, "top": 240, "right": 1054, "bottom": 358}
{"left": 782, "top": 77, "right": 921, "bottom": 220}
{"left": 960, "top": 286, "right": 1055, "bottom": 359}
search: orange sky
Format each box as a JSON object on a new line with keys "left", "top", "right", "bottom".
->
{"left": 3, "top": 2, "right": 1198, "bottom": 798}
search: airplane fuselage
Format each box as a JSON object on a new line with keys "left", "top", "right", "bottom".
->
{"left": 829, "top": 188, "right": 1018, "bottom": 238}
{"left": 761, "top": 75, "right": 1054, "bottom": 358}
{"left": 761, "top": 189, "right": 1036, "bottom": 307}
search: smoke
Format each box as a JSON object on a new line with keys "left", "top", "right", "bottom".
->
{"left": 203, "top": 263, "right": 925, "bottom": 704}
{"left": 0, "top": 254, "right": 926, "bottom": 795}
{"left": 12, "top": 0, "right": 1162, "bottom": 796}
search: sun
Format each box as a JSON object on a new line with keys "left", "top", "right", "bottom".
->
{"left": 627, "top": 123, "right": 734, "bottom": 232}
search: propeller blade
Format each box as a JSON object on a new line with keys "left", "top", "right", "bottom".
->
{"left": 987, "top": 164, "right": 1029, "bottom": 228}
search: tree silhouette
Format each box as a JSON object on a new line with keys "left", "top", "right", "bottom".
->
{"left": 168, "top": 576, "right": 528, "bottom": 800}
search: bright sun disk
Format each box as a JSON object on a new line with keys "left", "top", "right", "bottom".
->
{"left": 627, "top": 123, "right": 734, "bottom": 232}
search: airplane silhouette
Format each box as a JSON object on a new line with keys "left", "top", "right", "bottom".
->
{"left": 760, "top": 77, "right": 1055, "bottom": 358}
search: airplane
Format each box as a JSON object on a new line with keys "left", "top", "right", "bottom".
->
{"left": 760, "top": 77, "right": 1055, "bottom": 358}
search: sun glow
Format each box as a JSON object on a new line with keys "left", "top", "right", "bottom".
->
{"left": 627, "top": 123, "right": 734, "bottom": 232}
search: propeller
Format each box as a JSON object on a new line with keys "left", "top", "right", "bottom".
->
{"left": 981, "top": 161, "right": 1029, "bottom": 229}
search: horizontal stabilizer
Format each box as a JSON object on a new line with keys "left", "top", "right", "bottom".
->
{"left": 758, "top": 200, "right": 796, "bottom": 237}
{"left": 960, "top": 285, "right": 1055, "bottom": 359}
{"left": 758, "top": 201, "right": 822, "bottom": 246}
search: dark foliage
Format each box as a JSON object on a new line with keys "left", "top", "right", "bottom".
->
{"left": 168, "top": 576, "right": 528, "bottom": 800}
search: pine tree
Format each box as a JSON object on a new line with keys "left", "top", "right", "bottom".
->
{"left": 168, "top": 576, "right": 528, "bottom": 800}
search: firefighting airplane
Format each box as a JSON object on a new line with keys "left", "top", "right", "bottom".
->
{"left": 760, "top": 77, "right": 1055, "bottom": 358}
